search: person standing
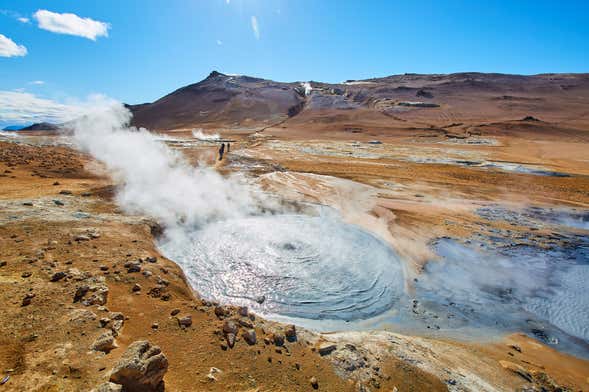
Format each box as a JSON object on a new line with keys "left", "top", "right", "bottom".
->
{"left": 218, "top": 143, "right": 225, "bottom": 161}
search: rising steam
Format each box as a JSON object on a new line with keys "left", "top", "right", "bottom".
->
{"left": 71, "top": 102, "right": 264, "bottom": 231}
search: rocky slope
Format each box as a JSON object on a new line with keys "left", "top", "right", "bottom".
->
{"left": 128, "top": 71, "right": 589, "bottom": 131}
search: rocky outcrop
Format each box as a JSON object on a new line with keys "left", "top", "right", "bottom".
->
{"left": 109, "top": 340, "right": 168, "bottom": 392}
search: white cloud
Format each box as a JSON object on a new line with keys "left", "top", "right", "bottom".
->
{"left": 33, "top": 9, "right": 110, "bottom": 41}
{"left": 0, "top": 34, "right": 27, "bottom": 57}
{"left": 18, "top": 17, "right": 30, "bottom": 23}
{"left": 0, "top": 91, "right": 91, "bottom": 125}
{"left": 226, "top": 0, "right": 230, "bottom": 3}
{"left": 29, "top": 80, "right": 45, "bottom": 85}
{"left": 251, "top": 16, "right": 260, "bottom": 40}
{"left": 216, "top": 39, "right": 223, "bottom": 45}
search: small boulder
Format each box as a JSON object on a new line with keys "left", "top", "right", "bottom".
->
{"left": 132, "top": 283, "right": 141, "bottom": 292}
{"left": 109, "top": 340, "right": 168, "bottom": 392}
{"left": 285, "top": 324, "right": 297, "bottom": 341}
{"left": 177, "top": 315, "right": 192, "bottom": 328}
{"left": 310, "top": 376, "right": 319, "bottom": 389}
{"left": 318, "top": 342, "right": 337, "bottom": 356}
{"left": 50, "top": 271, "right": 66, "bottom": 282}
{"left": 272, "top": 333, "right": 285, "bottom": 347}
{"left": 242, "top": 329, "right": 256, "bottom": 345}
{"left": 92, "top": 331, "right": 117, "bottom": 353}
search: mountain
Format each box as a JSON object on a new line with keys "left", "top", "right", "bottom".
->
{"left": 18, "top": 122, "right": 60, "bottom": 131}
{"left": 128, "top": 71, "right": 589, "bottom": 132}
{"left": 2, "top": 125, "right": 25, "bottom": 131}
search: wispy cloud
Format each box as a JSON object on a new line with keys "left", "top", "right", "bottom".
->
{"left": 0, "top": 91, "right": 88, "bottom": 125}
{"left": 17, "top": 17, "right": 29, "bottom": 23}
{"left": 250, "top": 16, "right": 260, "bottom": 40}
{"left": 0, "top": 34, "right": 27, "bottom": 57}
{"left": 28, "top": 80, "right": 45, "bottom": 85}
{"left": 33, "top": 9, "right": 110, "bottom": 41}
{"left": 216, "top": 39, "right": 223, "bottom": 45}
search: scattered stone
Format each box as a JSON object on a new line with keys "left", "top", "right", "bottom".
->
{"left": 22, "top": 202, "right": 33, "bottom": 206}
{"left": 0, "top": 261, "right": 6, "bottom": 267}
{"left": 92, "top": 331, "right": 117, "bottom": 353}
{"left": 59, "top": 190, "right": 73, "bottom": 195}
{"left": 112, "top": 320, "right": 124, "bottom": 335}
{"left": 151, "top": 322, "right": 159, "bottom": 330}
{"left": 53, "top": 200, "right": 64, "bottom": 206}
{"left": 127, "top": 264, "right": 141, "bottom": 273}
{"left": 142, "top": 270, "right": 153, "bottom": 277}
{"left": 226, "top": 333, "right": 236, "bottom": 348}
{"left": 73, "top": 285, "right": 90, "bottom": 303}
{"left": 132, "top": 283, "right": 141, "bottom": 292}
{"left": 318, "top": 342, "right": 337, "bottom": 356}
{"left": 206, "top": 367, "right": 222, "bottom": 382}
{"left": 223, "top": 320, "right": 238, "bottom": 335}
{"left": 21, "top": 293, "right": 35, "bottom": 306}
{"left": 242, "top": 329, "right": 256, "bottom": 345}
{"left": 52, "top": 181, "right": 60, "bottom": 186}
{"left": 145, "top": 257, "right": 157, "bottom": 263}
{"left": 310, "top": 376, "right": 319, "bottom": 389}
{"left": 81, "top": 192, "right": 92, "bottom": 197}
{"left": 21, "top": 271, "right": 32, "bottom": 278}
{"left": 238, "top": 319, "right": 254, "bottom": 329}
{"left": 100, "top": 265, "right": 109, "bottom": 271}
{"left": 255, "top": 295, "right": 266, "bottom": 304}
{"left": 272, "top": 333, "right": 285, "bottom": 347}
{"left": 109, "top": 340, "right": 168, "bottom": 392}
{"left": 82, "top": 285, "right": 109, "bottom": 306}
{"left": 509, "top": 344, "right": 522, "bottom": 353}
{"left": 100, "top": 318, "right": 110, "bottom": 327}
{"left": 50, "top": 271, "right": 66, "bottom": 282}
{"left": 285, "top": 324, "right": 297, "bottom": 341}
{"left": 214, "top": 306, "right": 227, "bottom": 318}
{"left": 74, "top": 235, "right": 91, "bottom": 242}
{"left": 170, "top": 309, "right": 180, "bottom": 316}
{"left": 177, "top": 315, "right": 192, "bottom": 328}
{"left": 238, "top": 306, "right": 248, "bottom": 317}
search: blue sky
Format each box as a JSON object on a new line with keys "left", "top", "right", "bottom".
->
{"left": 0, "top": 0, "right": 588, "bottom": 126}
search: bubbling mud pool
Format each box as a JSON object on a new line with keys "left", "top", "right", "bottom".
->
{"left": 158, "top": 211, "right": 406, "bottom": 321}
{"left": 158, "top": 206, "right": 589, "bottom": 358}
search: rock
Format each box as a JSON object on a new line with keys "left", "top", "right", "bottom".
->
{"left": 285, "top": 324, "right": 297, "bottom": 341}
{"left": 127, "top": 264, "right": 141, "bottom": 273}
{"left": 238, "top": 306, "right": 248, "bottom": 317}
{"left": 318, "top": 343, "right": 337, "bottom": 356}
{"left": 151, "top": 322, "right": 159, "bottom": 330}
{"left": 74, "top": 235, "right": 90, "bottom": 242}
{"left": 132, "top": 283, "right": 141, "bottom": 292}
{"left": 100, "top": 318, "right": 110, "bottom": 327}
{"left": 53, "top": 200, "right": 64, "bottom": 206}
{"left": 214, "top": 306, "right": 226, "bottom": 318}
{"left": 206, "top": 367, "right": 222, "bottom": 382}
{"left": 255, "top": 295, "right": 266, "bottom": 304}
{"left": 272, "top": 333, "right": 285, "bottom": 347}
{"left": 145, "top": 257, "right": 157, "bottom": 263}
{"left": 177, "top": 315, "right": 192, "bottom": 328}
{"left": 110, "top": 312, "right": 124, "bottom": 321}
{"left": 91, "top": 382, "right": 123, "bottom": 392}
{"left": 21, "top": 293, "right": 35, "bottom": 306}
{"left": 59, "top": 190, "right": 73, "bottom": 195}
{"left": 109, "top": 340, "right": 168, "bottom": 392}
{"left": 226, "top": 333, "right": 236, "bottom": 348}
{"left": 21, "top": 271, "right": 32, "bottom": 278}
{"left": 92, "top": 331, "right": 117, "bottom": 353}
{"left": 68, "top": 309, "right": 98, "bottom": 324}
{"left": 73, "top": 285, "right": 90, "bottom": 302}
{"left": 170, "top": 309, "right": 180, "bottom": 316}
{"left": 242, "top": 329, "right": 256, "bottom": 345}
{"left": 0, "top": 261, "right": 6, "bottom": 267}
{"left": 50, "top": 271, "right": 66, "bottom": 282}
{"left": 237, "top": 319, "right": 253, "bottom": 329}
{"left": 22, "top": 202, "right": 33, "bottom": 206}
{"left": 112, "top": 320, "right": 124, "bottom": 335}
{"left": 83, "top": 285, "right": 109, "bottom": 306}
{"left": 222, "top": 320, "right": 238, "bottom": 335}
{"left": 310, "top": 376, "right": 319, "bottom": 389}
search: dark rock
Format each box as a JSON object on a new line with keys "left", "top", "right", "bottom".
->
{"left": 170, "top": 309, "right": 180, "bottom": 316}
{"left": 50, "top": 271, "right": 66, "bottom": 282}
{"left": 285, "top": 324, "right": 297, "bottom": 341}
{"left": 242, "top": 329, "right": 256, "bottom": 345}
{"left": 310, "top": 376, "right": 319, "bottom": 389}
{"left": 73, "top": 285, "right": 90, "bottom": 302}
{"left": 177, "top": 315, "right": 192, "bottom": 328}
